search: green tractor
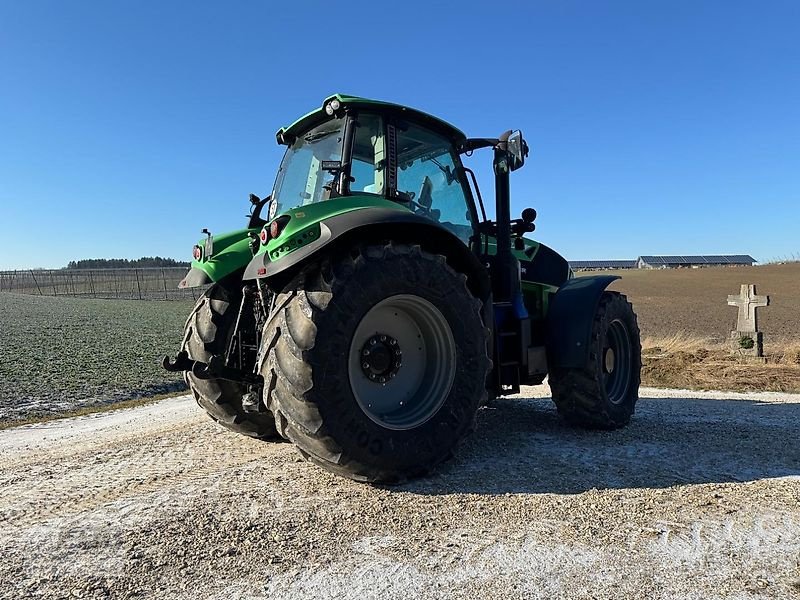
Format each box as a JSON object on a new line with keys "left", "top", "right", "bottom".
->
{"left": 164, "top": 94, "right": 642, "bottom": 483}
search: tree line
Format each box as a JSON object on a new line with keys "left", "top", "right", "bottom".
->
{"left": 65, "top": 257, "right": 190, "bottom": 270}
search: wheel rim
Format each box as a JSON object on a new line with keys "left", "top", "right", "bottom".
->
{"left": 603, "top": 319, "right": 633, "bottom": 404}
{"left": 348, "top": 295, "right": 456, "bottom": 430}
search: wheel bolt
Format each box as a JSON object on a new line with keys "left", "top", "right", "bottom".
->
{"left": 362, "top": 362, "right": 369, "bottom": 369}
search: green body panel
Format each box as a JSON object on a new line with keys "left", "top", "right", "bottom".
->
{"left": 255, "top": 195, "right": 408, "bottom": 261}
{"left": 278, "top": 94, "right": 467, "bottom": 144}
{"left": 191, "top": 227, "right": 259, "bottom": 283}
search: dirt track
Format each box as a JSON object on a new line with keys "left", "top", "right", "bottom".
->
{"left": 1, "top": 385, "right": 799, "bottom": 599}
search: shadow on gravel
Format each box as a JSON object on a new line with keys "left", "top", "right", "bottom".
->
{"left": 401, "top": 394, "right": 800, "bottom": 495}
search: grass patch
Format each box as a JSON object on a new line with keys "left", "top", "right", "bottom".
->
{"left": 0, "top": 293, "right": 194, "bottom": 421}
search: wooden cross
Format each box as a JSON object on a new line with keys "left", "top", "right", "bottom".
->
{"left": 727, "top": 284, "right": 769, "bottom": 333}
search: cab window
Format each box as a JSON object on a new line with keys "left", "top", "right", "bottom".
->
{"left": 395, "top": 124, "right": 474, "bottom": 243}
{"left": 349, "top": 114, "right": 385, "bottom": 195}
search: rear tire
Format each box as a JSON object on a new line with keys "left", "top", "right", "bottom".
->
{"left": 258, "top": 243, "right": 490, "bottom": 483}
{"left": 549, "top": 291, "right": 641, "bottom": 429}
{"left": 182, "top": 283, "right": 280, "bottom": 440}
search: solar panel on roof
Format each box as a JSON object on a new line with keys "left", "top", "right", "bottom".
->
{"left": 636, "top": 254, "right": 755, "bottom": 266}
{"left": 568, "top": 260, "right": 637, "bottom": 269}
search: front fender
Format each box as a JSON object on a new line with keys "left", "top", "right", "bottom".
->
{"left": 182, "top": 236, "right": 255, "bottom": 287}
{"left": 178, "top": 267, "right": 212, "bottom": 288}
{"left": 545, "top": 275, "right": 620, "bottom": 369}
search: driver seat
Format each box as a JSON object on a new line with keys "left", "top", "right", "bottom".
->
{"left": 417, "top": 176, "right": 441, "bottom": 221}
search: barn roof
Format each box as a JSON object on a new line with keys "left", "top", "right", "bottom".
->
{"left": 637, "top": 255, "right": 756, "bottom": 265}
{"left": 569, "top": 260, "right": 638, "bottom": 269}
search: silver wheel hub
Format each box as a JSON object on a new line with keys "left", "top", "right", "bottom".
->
{"left": 360, "top": 334, "right": 402, "bottom": 383}
{"left": 348, "top": 295, "right": 456, "bottom": 431}
{"left": 604, "top": 347, "right": 616, "bottom": 374}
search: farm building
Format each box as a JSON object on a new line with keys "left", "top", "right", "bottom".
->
{"left": 635, "top": 255, "right": 756, "bottom": 269}
{"left": 569, "top": 260, "right": 637, "bottom": 271}
{"left": 569, "top": 255, "right": 757, "bottom": 271}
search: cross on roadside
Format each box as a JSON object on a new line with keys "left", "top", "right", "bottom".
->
{"left": 727, "top": 284, "right": 769, "bottom": 333}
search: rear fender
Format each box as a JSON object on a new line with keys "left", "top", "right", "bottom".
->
{"left": 545, "top": 275, "right": 620, "bottom": 369}
{"left": 244, "top": 208, "right": 491, "bottom": 301}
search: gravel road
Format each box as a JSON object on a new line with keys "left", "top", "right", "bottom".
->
{"left": 1, "top": 385, "right": 798, "bottom": 599}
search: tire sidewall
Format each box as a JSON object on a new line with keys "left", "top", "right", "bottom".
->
{"left": 594, "top": 293, "right": 642, "bottom": 423}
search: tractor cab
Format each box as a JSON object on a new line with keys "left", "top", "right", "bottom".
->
{"left": 268, "top": 95, "right": 479, "bottom": 246}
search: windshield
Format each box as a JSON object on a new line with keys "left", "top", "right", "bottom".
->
{"left": 270, "top": 119, "right": 345, "bottom": 215}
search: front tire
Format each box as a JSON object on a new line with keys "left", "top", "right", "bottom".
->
{"left": 182, "top": 283, "right": 280, "bottom": 440}
{"left": 259, "top": 243, "right": 490, "bottom": 483}
{"left": 549, "top": 291, "right": 641, "bottom": 429}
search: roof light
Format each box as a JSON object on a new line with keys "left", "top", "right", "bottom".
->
{"left": 325, "top": 98, "right": 341, "bottom": 116}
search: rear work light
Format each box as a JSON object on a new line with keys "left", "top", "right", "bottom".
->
{"left": 192, "top": 245, "right": 202, "bottom": 260}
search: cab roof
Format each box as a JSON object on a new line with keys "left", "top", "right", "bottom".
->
{"left": 277, "top": 94, "right": 467, "bottom": 144}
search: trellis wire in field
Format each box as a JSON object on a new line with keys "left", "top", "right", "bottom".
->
{"left": 0, "top": 268, "right": 204, "bottom": 300}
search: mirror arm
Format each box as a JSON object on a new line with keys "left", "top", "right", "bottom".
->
{"left": 458, "top": 138, "right": 500, "bottom": 154}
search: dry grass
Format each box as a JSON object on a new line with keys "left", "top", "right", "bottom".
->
{"left": 779, "top": 342, "right": 800, "bottom": 366}
{"left": 641, "top": 335, "right": 800, "bottom": 393}
{"left": 642, "top": 331, "right": 717, "bottom": 354}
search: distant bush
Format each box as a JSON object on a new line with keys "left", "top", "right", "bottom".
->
{"left": 65, "top": 257, "right": 190, "bottom": 269}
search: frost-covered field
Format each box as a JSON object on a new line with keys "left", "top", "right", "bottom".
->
{"left": 0, "top": 293, "right": 191, "bottom": 422}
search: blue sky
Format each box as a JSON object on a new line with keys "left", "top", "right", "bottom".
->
{"left": 1, "top": 1, "right": 798, "bottom": 269}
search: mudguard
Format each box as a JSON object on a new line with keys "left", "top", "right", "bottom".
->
{"left": 545, "top": 275, "right": 620, "bottom": 369}
{"left": 243, "top": 207, "right": 491, "bottom": 300}
{"left": 178, "top": 267, "right": 212, "bottom": 288}
{"left": 178, "top": 228, "right": 259, "bottom": 288}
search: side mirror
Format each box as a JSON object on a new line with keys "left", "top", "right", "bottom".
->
{"left": 507, "top": 130, "right": 528, "bottom": 172}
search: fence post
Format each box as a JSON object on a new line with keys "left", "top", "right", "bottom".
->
{"left": 134, "top": 269, "right": 142, "bottom": 300}
{"left": 29, "top": 270, "right": 43, "bottom": 295}
{"left": 160, "top": 268, "right": 168, "bottom": 299}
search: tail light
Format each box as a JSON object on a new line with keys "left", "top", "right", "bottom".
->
{"left": 192, "top": 245, "right": 202, "bottom": 260}
{"left": 259, "top": 228, "right": 268, "bottom": 245}
{"left": 270, "top": 215, "right": 291, "bottom": 240}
